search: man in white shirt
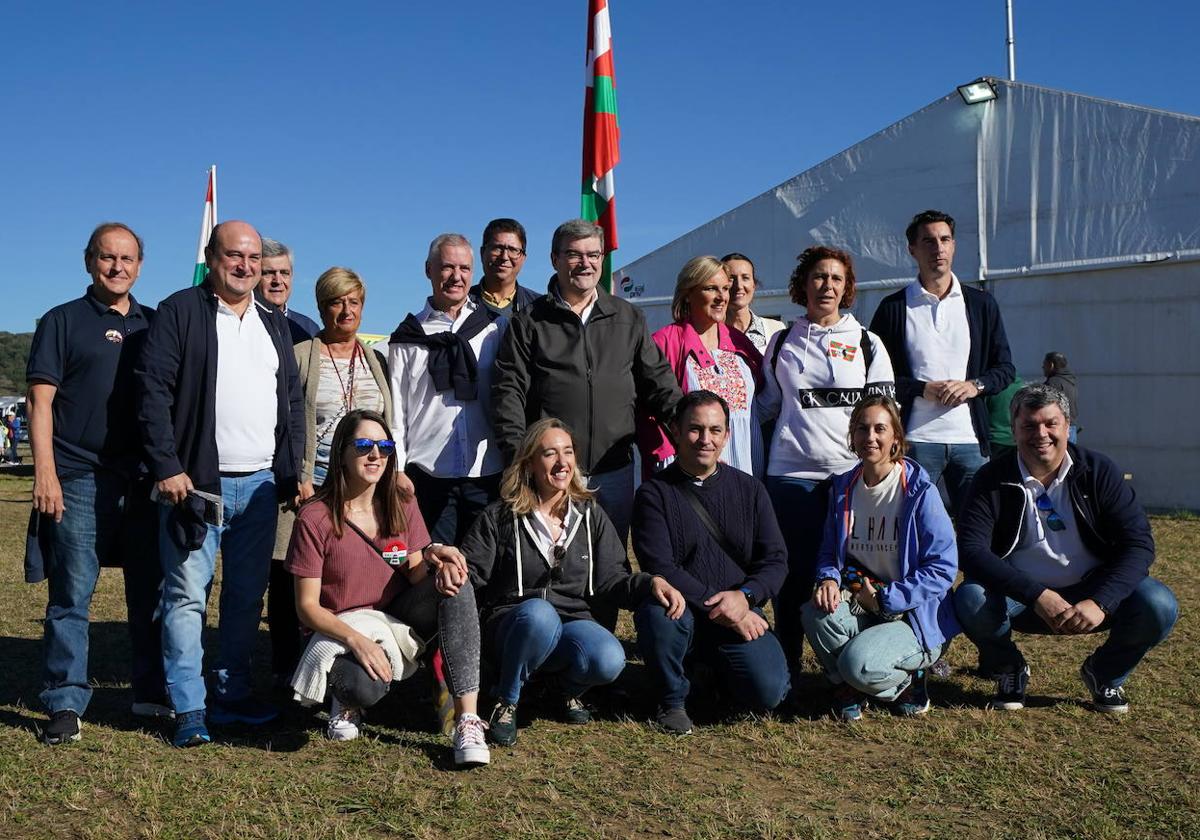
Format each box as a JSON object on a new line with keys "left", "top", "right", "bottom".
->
{"left": 954, "top": 385, "right": 1177, "bottom": 714}
{"left": 870, "top": 210, "right": 1015, "bottom": 516}
{"left": 388, "top": 233, "right": 505, "bottom": 545}
{"left": 137, "top": 220, "right": 304, "bottom": 747}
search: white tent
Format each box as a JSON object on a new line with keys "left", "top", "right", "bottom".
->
{"left": 616, "top": 79, "right": 1200, "bottom": 510}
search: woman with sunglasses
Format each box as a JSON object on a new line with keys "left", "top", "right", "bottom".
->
{"left": 801, "top": 395, "right": 960, "bottom": 721}
{"left": 461, "top": 417, "right": 685, "bottom": 747}
{"left": 285, "top": 409, "right": 489, "bottom": 766}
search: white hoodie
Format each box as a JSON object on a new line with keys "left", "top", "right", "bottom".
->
{"left": 757, "top": 313, "right": 896, "bottom": 480}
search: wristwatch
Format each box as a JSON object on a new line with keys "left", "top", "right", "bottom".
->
{"left": 739, "top": 587, "right": 756, "bottom": 607}
{"left": 971, "top": 378, "right": 986, "bottom": 395}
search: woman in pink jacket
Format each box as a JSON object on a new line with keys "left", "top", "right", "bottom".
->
{"left": 637, "top": 256, "right": 763, "bottom": 478}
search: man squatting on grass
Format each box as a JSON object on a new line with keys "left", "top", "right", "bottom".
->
{"left": 954, "top": 384, "right": 1177, "bottom": 713}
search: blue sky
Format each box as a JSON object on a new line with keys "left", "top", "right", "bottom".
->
{"left": 2, "top": 1, "right": 1196, "bottom": 333}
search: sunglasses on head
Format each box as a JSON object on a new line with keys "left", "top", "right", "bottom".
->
{"left": 349, "top": 437, "right": 396, "bottom": 457}
{"left": 548, "top": 545, "right": 566, "bottom": 582}
{"left": 1035, "top": 492, "right": 1065, "bottom": 531}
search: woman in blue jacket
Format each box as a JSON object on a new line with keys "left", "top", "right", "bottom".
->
{"left": 802, "top": 395, "right": 960, "bottom": 721}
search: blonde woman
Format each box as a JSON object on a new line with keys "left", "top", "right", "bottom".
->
{"left": 461, "top": 418, "right": 683, "bottom": 747}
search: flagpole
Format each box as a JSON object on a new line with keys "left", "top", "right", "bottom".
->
{"left": 581, "top": 0, "right": 620, "bottom": 293}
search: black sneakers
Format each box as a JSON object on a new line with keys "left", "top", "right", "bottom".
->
{"left": 488, "top": 702, "right": 518, "bottom": 746}
{"left": 655, "top": 706, "right": 694, "bottom": 736}
{"left": 42, "top": 710, "right": 82, "bottom": 745}
{"left": 989, "top": 664, "right": 1031, "bottom": 711}
{"left": 1080, "top": 657, "right": 1130, "bottom": 714}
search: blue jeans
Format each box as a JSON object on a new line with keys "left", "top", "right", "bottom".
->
{"left": 906, "top": 442, "right": 987, "bottom": 517}
{"left": 486, "top": 599, "right": 627, "bottom": 705}
{"left": 41, "top": 470, "right": 164, "bottom": 715}
{"left": 635, "top": 601, "right": 790, "bottom": 712}
{"left": 765, "top": 475, "right": 828, "bottom": 673}
{"left": 588, "top": 463, "right": 634, "bottom": 548}
{"left": 801, "top": 600, "right": 943, "bottom": 701}
{"left": 159, "top": 470, "right": 277, "bottom": 714}
{"left": 954, "top": 576, "right": 1178, "bottom": 687}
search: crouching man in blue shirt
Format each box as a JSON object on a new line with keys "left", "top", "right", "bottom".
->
{"left": 632, "top": 390, "right": 790, "bottom": 735}
{"left": 954, "top": 384, "right": 1177, "bottom": 713}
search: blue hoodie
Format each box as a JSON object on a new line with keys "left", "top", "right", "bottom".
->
{"left": 815, "top": 457, "right": 961, "bottom": 653}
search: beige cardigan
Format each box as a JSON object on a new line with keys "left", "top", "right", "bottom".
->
{"left": 295, "top": 336, "right": 393, "bottom": 485}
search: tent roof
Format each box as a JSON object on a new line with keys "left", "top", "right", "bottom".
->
{"left": 615, "top": 79, "right": 1200, "bottom": 299}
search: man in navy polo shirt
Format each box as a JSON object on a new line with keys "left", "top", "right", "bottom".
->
{"left": 27, "top": 222, "right": 167, "bottom": 745}
{"left": 256, "top": 237, "right": 320, "bottom": 344}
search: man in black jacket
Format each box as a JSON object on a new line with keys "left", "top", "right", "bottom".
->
{"left": 137, "top": 220, "right": 304, "bottom": 747}
{"left": 492, "top": 218, "right": 681, "bottom": 550}
{"left": 954, "top": 384, "right": 1176, "bottom": 714}
{"left": 1042, "top": 351, "right": 1080, "bottom": 443}
{"left": 869, "top": 210, "right": 1014, "bottom": 516}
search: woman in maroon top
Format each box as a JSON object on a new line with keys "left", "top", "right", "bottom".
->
{"left": 286, "top": 408, "right": 488, "bottom": 766}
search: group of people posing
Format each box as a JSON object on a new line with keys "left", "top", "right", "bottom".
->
{"left": 26, "top": 209, "right": 1177, "bottom": 768}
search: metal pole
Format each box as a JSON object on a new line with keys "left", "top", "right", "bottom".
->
{"left": 1006, "top": 0, "right": 1016, "bottom": 81}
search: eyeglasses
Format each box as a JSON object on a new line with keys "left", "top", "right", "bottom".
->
{"left": 549, "top": 545, "right": 566, "bottom": 582}
{"left": 486, "top": 243, "right": 526, "bottom": 258}
{"left": 1035, "top": 493, "right": 1065, "bottom": 531}
{"left": 349, "top": 438, "right": 396, "bottom": 457}
{"left": 560, "top": 249, "right": 604, "bottom": 264}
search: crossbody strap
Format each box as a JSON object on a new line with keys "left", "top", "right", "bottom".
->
{"left": 677, "top": 481, "right": 743, "bottom": 565}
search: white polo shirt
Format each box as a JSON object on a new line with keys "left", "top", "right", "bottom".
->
{"left": 1009, "top": 451, "right": 1101, "bottom": 589}
{"left": 904, "top": 274, "right": 977, "bottom": 444}
{"left": 214, "top": 298, "right": 279, "bottom": 471}
{"left": 387, "top": 298, "right": 505, "bottom": 479}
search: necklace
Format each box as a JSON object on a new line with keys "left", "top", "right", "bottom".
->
{"left": 326, "top": 340, "right": 361, "bottom": 411}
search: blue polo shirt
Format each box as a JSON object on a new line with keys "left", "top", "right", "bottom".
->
{"left": 26, "top": 288, "right": 154, "bottom": 476}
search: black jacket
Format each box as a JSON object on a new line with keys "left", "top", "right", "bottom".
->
{"left": 136, "top": 283, "right": 304, "bottom": 498}
{"left": 463, "top": 498, "right": 655, "bottom": 626}
{"left": 957, "top": 445, "right": 1155, "bottom": 614}
{"left": 1044, "top": 369, "right": 1080, "bottom": 423}
{"left": 492, "top": 282, "right": 681, "bottom": 473}
{"left": 869, "top": 283, "right": 1014, "bottom": 456}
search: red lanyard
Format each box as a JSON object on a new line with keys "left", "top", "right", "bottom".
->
{"left": 326, "top": 340, "right": 361, "bottom": 410}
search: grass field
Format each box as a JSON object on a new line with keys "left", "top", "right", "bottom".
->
{"left": 0, "top": 472, "right": 1195, "bottom": 839}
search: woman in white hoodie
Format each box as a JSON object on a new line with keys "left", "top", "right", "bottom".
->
{"left": 757, "top": 246, "right": 896, "bottom": 679}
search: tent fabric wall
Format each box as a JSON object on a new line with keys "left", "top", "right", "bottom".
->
{"left": 617, "top": 81, "right": 1200, "bottom": 510}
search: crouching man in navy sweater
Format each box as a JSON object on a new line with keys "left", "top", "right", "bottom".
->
{"left": 954, "top": 384, "right": 1177, "bottom": 713}
{"left": 632, "top": 390, "right": 790, "bottom": 735}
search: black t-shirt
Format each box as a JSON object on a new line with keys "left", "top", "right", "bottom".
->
{"left": 26, "top": 288, "right": 154, "bottom": 475}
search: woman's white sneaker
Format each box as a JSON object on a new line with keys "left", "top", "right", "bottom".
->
{"left": 452, "top": 714, "right": 491, "bottom": 766}
{"left": 327, "top": 698, "right": 363, "bottom": 741}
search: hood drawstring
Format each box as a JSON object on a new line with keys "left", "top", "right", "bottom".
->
{"left": 585, "top": 506, "right": 595, "bottom": 596}
{"left": 514, "top": 511, "right": 524, "bottom": 596}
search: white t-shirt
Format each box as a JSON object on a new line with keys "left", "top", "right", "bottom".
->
{"left": 214, "top": 299, "right": 279, "bottom": 471}
{"left": 904, "top": 275, "right": 977, "bottom": 444}
{"left": 1009, "top": 451, "right": 1101, "bottom": 588}
{"left": 846, "top": 462, "right": 904, "bottom": 582}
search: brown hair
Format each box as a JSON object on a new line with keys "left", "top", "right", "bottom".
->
{"left": 789, "top": 245, "right": 857, "bottom": 309}
{"left": 310, "top": 409, "right": 409, "bottom": 538}
{"left": 847, "top": 395, "right": 907, "bottom": 462}
{"left": 500, "top": 418, "right": 595, "bottom": 516}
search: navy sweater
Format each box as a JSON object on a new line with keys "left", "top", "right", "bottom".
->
{"left": 632, "top": 464, "right": 788, "bottom": 611}
{"left": 869, "top": 283, "right": 1014, "bottom": 456}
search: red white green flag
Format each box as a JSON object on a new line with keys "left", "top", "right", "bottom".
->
{"left": 191, "top": 165, "right": 217, "bottom": 286}
{"left": 581, "top": 0, "right": 620, "bottom": 292}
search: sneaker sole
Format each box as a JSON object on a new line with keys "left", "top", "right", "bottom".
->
{"left": 326, "top": 728, "right": 360, "bottom": 742}
{"left": 895, "top": 701, "right": 931, "bottom": 716}
{"left": 987, "top": 700, "right": 1025, "bottom": 711}
{"left": 454, "top": 747, "right": 491, "bottom": 766}
{"left": 1079, "top": 663, "right": 1130, "bottom": 714}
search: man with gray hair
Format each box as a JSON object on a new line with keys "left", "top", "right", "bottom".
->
{"left": 493, "top": 218, "right": 681, "bottom": 557}
{"left": 387, "top": 233, "right": 506, "bottom": 544}
{"left": 954, "top": 384, "right": 1177, "bottom": 714}
{"left": 257, "top": 237, "right": 320, "bottom": 343}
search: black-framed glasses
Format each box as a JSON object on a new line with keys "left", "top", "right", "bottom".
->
{"left": 349, "top": 437, "right": 396, "bottom": 457}
{"left": 1035, "top": 493, "right": 1065, "bottom": 531}
{"left": 560, "top": 249, "right": 604, "bottom": 264}
{"left": 486, "top": 243, "right": 526, "bottom": 258}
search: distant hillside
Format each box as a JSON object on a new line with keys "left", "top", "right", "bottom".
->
{"left": 0, "top": 332, "right": 33, "bottom": 395}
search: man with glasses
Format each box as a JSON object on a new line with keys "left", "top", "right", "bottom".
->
{"left": 469, "top": 218, "right": 539, "bottom": 318}
{"left": 953, "top": 384, "right": 1176, "bottom": 713}
{"left": 493, "top": 218, "right": 680, "bottom": 563}
{"left": 388, "top": 233, "right": 505, "bottom": 544}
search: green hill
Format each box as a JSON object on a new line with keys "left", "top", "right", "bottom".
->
{"left": 0, "top": 332, "right": 33, "bottom": 395}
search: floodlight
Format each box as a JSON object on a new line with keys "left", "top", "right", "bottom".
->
{"left": 957, "top": 79, "right": 998, "bottom": 105}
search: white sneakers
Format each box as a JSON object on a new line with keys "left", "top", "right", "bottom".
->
{"left": 327, "top": 698, "right": 363, "bottom": 741}
{"left": 452, "top": 713, "right": 491, "bottom": 766}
